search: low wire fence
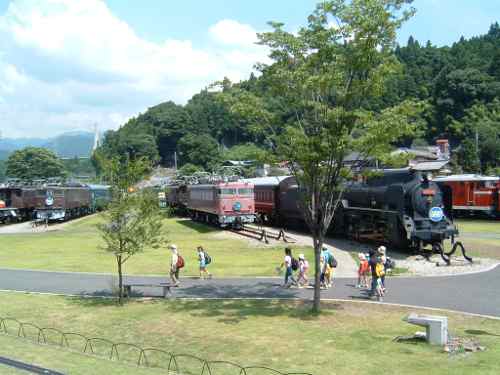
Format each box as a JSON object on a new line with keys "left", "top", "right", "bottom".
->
{"left": 0, "top": 316, "right": 313, "bottom": 375}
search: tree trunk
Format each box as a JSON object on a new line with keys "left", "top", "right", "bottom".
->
{"left": 117, "top": 255, "right": 123, "bottom": 305}
{"left": 312, "top": 231, "right": 323, "bottom": 314}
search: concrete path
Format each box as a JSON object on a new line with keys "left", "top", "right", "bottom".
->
{"left": 283, "top": 229, "right": 358, "bottom": 277}
{"left": 1, "top": 266, "right": 499, "bottom": 317}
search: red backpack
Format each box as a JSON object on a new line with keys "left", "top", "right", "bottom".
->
{"left": 176, "top": 255, "right": 185, "bottom": 269}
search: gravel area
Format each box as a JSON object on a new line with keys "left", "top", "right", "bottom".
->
{"left": 389, "top": 252, "right": 499, "bottom": 277}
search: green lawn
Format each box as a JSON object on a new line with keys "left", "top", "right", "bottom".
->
{"left": 455, "top": 219, "right": 500, "bottom": 234}
{"left": 452, "top": 219, "right": 500, "bottom": 259}
{"left": 0, "top": 335, "right": 163, "bottom": 375}
{"left": 0, "top": 215, "right": 313, "bottom": 276}
{"left": 1, "top": 292, "right": 500, "bottom": 374}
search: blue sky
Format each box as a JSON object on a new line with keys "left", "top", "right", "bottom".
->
{"left": 0, "top": 0, "right": 498, "bottom": 138}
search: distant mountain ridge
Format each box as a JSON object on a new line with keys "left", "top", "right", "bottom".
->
{"left": 0, "top": 131, "right": 95, "bottom": 160}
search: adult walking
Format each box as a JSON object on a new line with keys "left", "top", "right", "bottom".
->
{"left": 368, "top": 249, "right": 378, "bottom": 296}
{"left": 169, "top": 244, "right": 182, "bottom": 286}
{"left": 320, "top": 246, "right": 333, "bottom": 288}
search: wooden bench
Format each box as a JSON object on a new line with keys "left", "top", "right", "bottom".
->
{"left": 123, "top": 283, "right": 173, "bottom": 298}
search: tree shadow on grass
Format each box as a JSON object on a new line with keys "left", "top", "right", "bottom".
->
{"left": 164, "top": 295, "right": 340, "bottom": 324}
{"left": 175, "top": 219, "right": 219, "bottom": 234}
{"left": 65, "top": 291, "right": 135, "bottom": 308}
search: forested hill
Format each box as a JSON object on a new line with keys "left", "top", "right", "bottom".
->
{"left": 97, "top": 23, "right": 500, "bottom": 175}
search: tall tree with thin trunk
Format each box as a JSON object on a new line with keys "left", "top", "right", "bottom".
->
{"left": 218, "top": 0, "right": 421, "bottom": 313}
{"left": 97, "top": 157, "right": 166, "bottom": 304}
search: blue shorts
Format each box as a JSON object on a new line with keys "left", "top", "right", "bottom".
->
{"left": 199, "top": 260, "right": 206, "bottom": 268}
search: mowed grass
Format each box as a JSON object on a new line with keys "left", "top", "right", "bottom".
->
{"left": 0, "top": 335, "right": 164, "bottom": 375}
{"left": 455, "top": 219, "right": 500, "bottom": 234}
{"left": 1, "top": 292, "right": 500, "bottom": 374}
{"left": 0, "top": 215, "right": 313, "bottom": 276}
{"left": 453, "top": 219, "right": 500, "bottom": 260}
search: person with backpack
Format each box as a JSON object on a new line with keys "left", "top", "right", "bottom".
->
{"left": 375, "top": 256, "right": 386, "bottom": 301}
{"left": 320, "top": 246, "right": 329, "bottom": 288}
{"left": 280, "top": 247, "right": 297, "bottom": 287}
{"left": 378, "top": 245, "right": 388, "bottom": 293}
{"left": 197, "top": 246, "right": 212, "bottom": 280}
{"left": 368, "top": 249, "right": 378, "bottom": 296}
{"left": 297, "top": 254, "right": 309, "bottom": 287}
{"left": 169, "top": 244, "right": 183, "bottom": 286}
{"left": 357, "top": 253, "right": 369, "bottom": 289}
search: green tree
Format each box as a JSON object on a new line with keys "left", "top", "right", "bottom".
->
{"left": 177, "top": 134, "right": 221, "bottom": 170}
{"left": 0, "top": 160, "right": 6, "bottom": 182}
{"left": 6, "top": 147, "right": 66, "bottom": 180}
{"left": 178, "top": 163, "right": 203, "bottom": 176}
{"left": 223, "top": 143, "right": 270, "bottom": 163}
{"left": 452, "top": 100, "right": 500, "bottom": 172}
{"left": 97, "top": 157, "right": 166, "bottom": 304}
{"left": 221, "top": 0, "right": 419, "bottom": 312}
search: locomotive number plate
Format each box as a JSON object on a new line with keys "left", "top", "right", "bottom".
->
{"left": 429, "top": 207, "right": 444, "bottom": 222}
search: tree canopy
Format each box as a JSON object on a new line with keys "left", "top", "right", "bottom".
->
{"left": 93, "top": 16, "right": 499, "bottom": 175}
{"left": 6, "top": 147, "right": 66, "bottom": 180}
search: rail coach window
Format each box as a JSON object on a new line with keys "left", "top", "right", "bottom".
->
{"left": 218, "top": 188, "right": 236, "bottom": 196}
{"left": 238, "top": 188, "right": 253, "bottom": 196}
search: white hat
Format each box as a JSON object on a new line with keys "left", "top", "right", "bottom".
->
{"left": 378, "top": 246, "right": 386, "bottom": 254}
{"left": 299, "top": 254, "right": 305, "bottom": 260}
{"left": 168, "top": 244, "right": 177, "bottom": 250}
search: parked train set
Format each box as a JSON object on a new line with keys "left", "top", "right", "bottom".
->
{"left": 164, "top": 168, "right": 462, "bottom": 252}
{"left": 0, "top": 183, "right": 111, "bottom": 224}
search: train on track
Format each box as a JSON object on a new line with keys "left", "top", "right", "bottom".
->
{"left": 246, "top": 168, "right": 459, "bottom": 251}
{"left": 165, "top": 178, "right": 255, "bottom": 228}
{"left": 0, "top": 183, "right": 111, "bottom": 224}
{"left": 434, "top": 174, "right": 500, "bottom": 218}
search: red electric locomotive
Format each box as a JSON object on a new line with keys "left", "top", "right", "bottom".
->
{"left": 166, "top": 180, "right": 255, "bottom": 227}
{"left": 434, "top": 175, "right": 500, "bottom": 218}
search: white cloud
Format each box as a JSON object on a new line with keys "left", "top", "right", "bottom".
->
{"left": 209, "top": 19, "right": 259, "bottom": 46}
{"left": 0, "top": 0, "right": 269, "bottom": 138}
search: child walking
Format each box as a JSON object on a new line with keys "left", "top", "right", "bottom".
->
{"left": 375, "top": 257, "right": 386, "bottom": 301}
{"left": 297, "top": 254, "right": 309, "bottom": 287}
{"left": 197, "top": 246, "right": 212, "bottom": 279}
{"left": 357, "top": 253, "right": 369, "bottom": 288}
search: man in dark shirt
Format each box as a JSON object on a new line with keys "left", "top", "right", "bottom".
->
{"left": 368, "top": 249, "right": 378, "bottom": 296}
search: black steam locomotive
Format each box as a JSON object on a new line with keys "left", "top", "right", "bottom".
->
{"left": 250, "top": 168, "right": 458, "bottom": 251}
{"left": 331, "top": 169, "right": 457, "bottom": 250}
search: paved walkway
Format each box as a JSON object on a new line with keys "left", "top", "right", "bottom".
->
{"left": 1, "top": 266, "right": 499, "bottom": 317}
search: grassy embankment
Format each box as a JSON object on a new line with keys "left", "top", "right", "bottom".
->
{"left": 1, "top": 292, "right": 500, "bottom": 375}
{"left": 0, "top": 215, "right": 313, "bottom": 276}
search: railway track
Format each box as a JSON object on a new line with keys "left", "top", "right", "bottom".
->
{"left": 230, "top": 224, "right": 296, "bottom": 244}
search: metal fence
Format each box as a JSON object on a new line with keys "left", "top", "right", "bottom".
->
{"left": 0, "top": 316, "right": 313, "bottom": 375}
